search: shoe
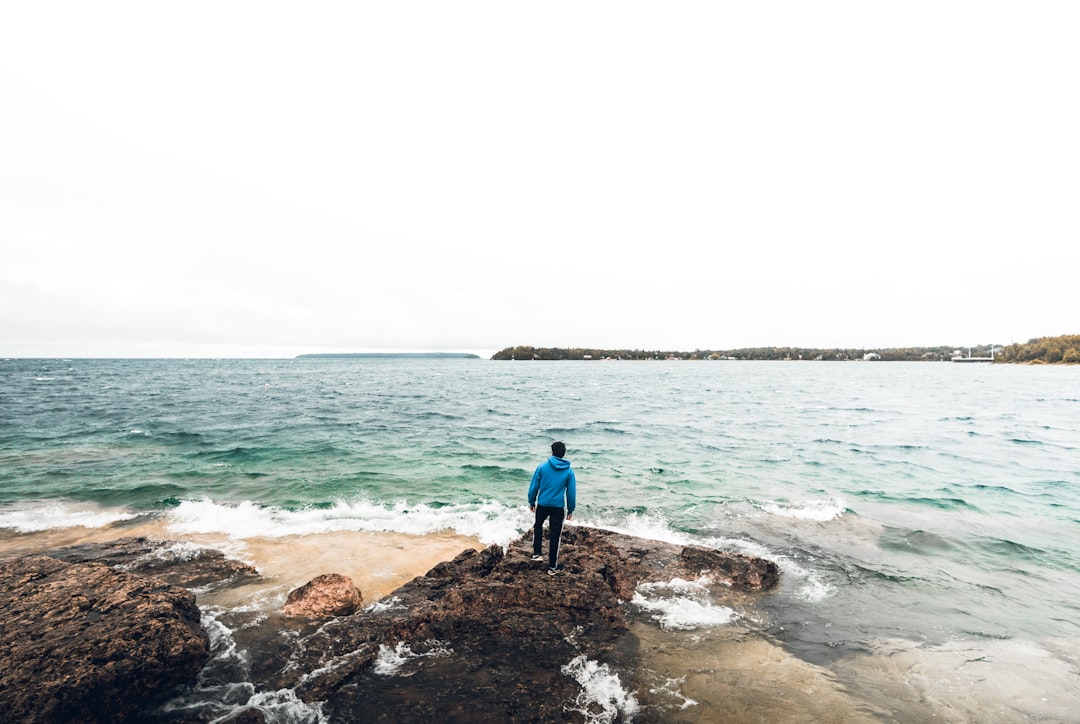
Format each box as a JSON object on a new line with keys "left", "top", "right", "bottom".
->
{"left": 530, "top": 554, "right": 543, "bottom": 561}
{"left": 547, "top": 567, "right": 562, "bottom": 576}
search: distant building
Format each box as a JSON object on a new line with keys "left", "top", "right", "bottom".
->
{"left": 863, "top": 352, "right": 881, "bottom": 361}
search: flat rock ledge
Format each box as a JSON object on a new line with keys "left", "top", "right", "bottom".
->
{"left": 0, "top": 529, "right": 779, "bottom": 723}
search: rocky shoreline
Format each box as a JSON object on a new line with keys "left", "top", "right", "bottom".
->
{"left": 1, "top": 527, "right": 779, "bottom": 723}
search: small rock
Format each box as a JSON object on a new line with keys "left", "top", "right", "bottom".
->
{"left": 283, "top": 573, "right": 363, "bottom": 617}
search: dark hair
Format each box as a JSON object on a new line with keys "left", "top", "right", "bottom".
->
{"left": 551, "top": 441, "right": 566, "bottom": 458}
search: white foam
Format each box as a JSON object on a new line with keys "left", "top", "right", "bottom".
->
{"left": 0, "top": 500, "right": 137, "bottom": 532}
{"left": 372, "top": 640, "right": 453, "bottom": 677}
{"left": 637, "top": 576, "right": 713, "bottom": 596}
{"left": 160, "top": 611, "right": 323, "bottom": 724}
{"left": 151, "top": 540, "right": 209, "bottom": 562}
{"left": 650, "top": 676, "right": 698, "bottom": 710}
{"left": 162, "top": 497, "right": 527, "bottom": 547}
{"left": 582, "top": 511, "right": 780, "bottom": 563}
{"left": 778, "top": 558, "right": 837, "bottom": 603}
{"left": 585, "top": 511, "right": 696, "bottom": 546}
{"left": 365, "top": 596, "right": 405, "bottom": 614}
{"left": 631, "top": 576, "right": 738, "bottom": 631}
{"left": 630, "top": 587, "right": 738, "bottom": 631}
{"left": 232, "top": 688, "right": 326, "bottom": 723}
{"left": 562, "top": 655, "right": 640, "bottom": 723}
{"left": 200, "top": 609, "right": 247, "bottom": 671}
{"left": 761, "top": 498, "right": 847, "bottom": 522}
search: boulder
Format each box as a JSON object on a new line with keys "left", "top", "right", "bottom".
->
{"left": 283, "top": 573, "right": 363, "bottom": 617}
{"left": 0, "top": 554, "right": 211, "bottom": 723}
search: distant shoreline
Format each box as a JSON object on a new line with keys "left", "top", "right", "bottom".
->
{"left": 492, "top": 336, "right": 1080, "bottom": 364}
{"left": 296, "top": 352, "right": 481, "bottom": 359}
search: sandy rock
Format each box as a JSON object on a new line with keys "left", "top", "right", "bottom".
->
{"left": 283, "top": 572, "right": 364, "bottom": 617}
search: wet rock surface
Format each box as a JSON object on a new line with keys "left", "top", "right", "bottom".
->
{"left": 44, "top": 536, "right": 260, "bottom": 591}
{"left": 0, "top": 552, "right": 211, "bottom": 724}
{"left": 223, "top": 527, "right": 780, "bottom": 722}
{"left": 0, "top": 529, "right": 779, "bottom": 723}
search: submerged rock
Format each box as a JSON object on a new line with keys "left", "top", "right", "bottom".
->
{"left": 44, "top": 536, "right": 260, "bottom": 591}
{"left": 0, "top": 554, "right": 210, "bottom": 724}
{"left": 283, "top": 572, "right": 363, "bottom": 617}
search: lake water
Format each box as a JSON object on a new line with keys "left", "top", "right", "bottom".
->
{"left": 2, "top": 358, "right": 1078, "bottom": 722}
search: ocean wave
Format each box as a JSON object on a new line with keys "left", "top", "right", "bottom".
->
{"left": 0, "top": 496, "right": 777, "bottom": 566}
{"left": 755, "top": 551, "right": 837, "bottom": 604}
{"left": 0, "top": 500, "right": 138, "bottom": 532}
{"left": 162, "top": 497, "right": 530, "bottom": 548}
{"left": 972, "top": 483, "right": 1022, "bottom": 496}
{"left": 138, "top": 430, "right": 208, "bottom": 447}
{"left": 584, "top": 511, "right": 697, "bottom": 546}
{"left": 980, "top": 537, "right": 1047, "bottom": 561}
{"left": 759, "top": 498, "right": 847, "bottom": 522}
{"left": 909, "top": 496, "right": 980, "bottom": 512}
{"left": 879, "top": 528, "right": 955, "bottom": 554}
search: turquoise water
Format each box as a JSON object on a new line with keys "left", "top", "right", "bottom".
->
{"left": 3, "top": 357, "right": 1079, "bottom": 667}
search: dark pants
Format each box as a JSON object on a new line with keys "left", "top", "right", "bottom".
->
{"left": 533, "top": 505, "right": 565, "bottom": 569}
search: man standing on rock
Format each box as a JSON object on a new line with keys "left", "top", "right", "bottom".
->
{"left": 529, "top": 441, "right": 576, "bottom": 575}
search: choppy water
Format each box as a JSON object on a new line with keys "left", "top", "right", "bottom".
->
{"left": 3, "top": 357, "right": 1079, "bottom": 721}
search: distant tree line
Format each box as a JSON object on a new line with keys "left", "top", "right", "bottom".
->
{"left": 996, "top": 335, "right": 1080, "bottom": 364}
{"left": 491, "top": 345, "right": 968, "bottom": 362}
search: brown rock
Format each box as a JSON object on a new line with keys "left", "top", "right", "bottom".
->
{"left": 678, "top": 545, "right": 781, "bottom": 590}
{"left": 283, "top": 573, "right": 363, "bottom": 617}
{"left": 16, "top": 528, "right": 778, "bottom": 722}
{"left": 45, "top": 536, "right": 260, "bottom": 591}
{"left": 257, "top": 526, "right": 781, "bottom": 721}
{"left": 0, "top": 554, "right": 210, "bottom": 723}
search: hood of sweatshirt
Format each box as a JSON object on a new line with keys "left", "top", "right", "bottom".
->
{"left": 548, "top": 455, "right": 570, "bottom": 469}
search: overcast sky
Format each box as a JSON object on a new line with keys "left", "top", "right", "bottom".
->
{"left": 2, "top": 2, "right": 1077, "bottom": 358}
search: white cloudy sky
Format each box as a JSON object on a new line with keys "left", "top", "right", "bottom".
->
{"left": 2, "top": 2, "right": 1077, "bottom": 358}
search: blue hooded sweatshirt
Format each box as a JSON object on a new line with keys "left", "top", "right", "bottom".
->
{"left": 529, "top": 455, "right": 576, "bottom": 513}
